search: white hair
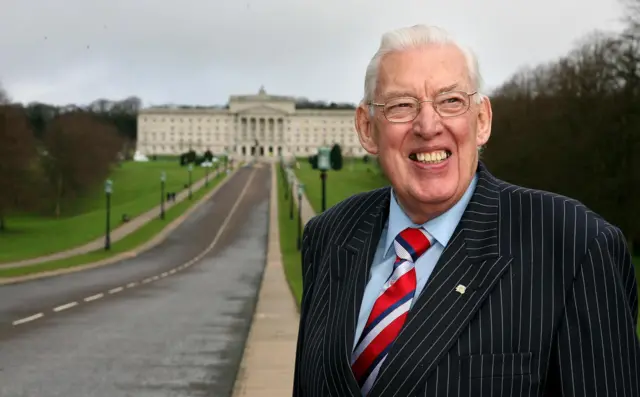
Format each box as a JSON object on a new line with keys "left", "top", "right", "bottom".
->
{"left": 363, "top": 25, "right": 484, "bottom": 105}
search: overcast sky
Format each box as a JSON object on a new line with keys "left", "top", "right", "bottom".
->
{"left": 0, "top": 0, "right": 627, "bottom": 108}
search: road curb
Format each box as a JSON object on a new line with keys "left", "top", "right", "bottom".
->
{"left": 0, "top": 167, "right": 241, "bottom": 286}
{"left": 230, "top": 163, "right": 299, "bottom": 396}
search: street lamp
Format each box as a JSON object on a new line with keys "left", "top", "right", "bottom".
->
{"left": 160, "top": 171, "right": 166, "bottom": 220}
{"left": 283, "top": 160, "right": 288, "bottom": 200}
{"left": 288, "top": 169, "right": 294, "bottom": 220}
{"left": 105, "top": 179, "right": 113, "bottom": 250}
{"left": 188, "top": 164, "right": 193, "bottom": 199}
{"left": 297, "top": 183, "right": 305, "bottom": 251}
{"left": 317, "top": 146, "right": 331, "bottom": 212}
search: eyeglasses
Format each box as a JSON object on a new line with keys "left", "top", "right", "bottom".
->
{"left": 369, "top": 91, "right": 478, "bottom": 123}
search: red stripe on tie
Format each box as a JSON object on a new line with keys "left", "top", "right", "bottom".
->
{"left": 399, "top": 228, "right": 432, "bottom": 260}
{"left": 352, "top": 312, "right": 408, "bottom": 382}
{"left": 365, "top": 268, "right": 417, "bottom": 329}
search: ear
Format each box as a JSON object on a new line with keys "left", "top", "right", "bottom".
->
{"left": 355, "top": 104, "right": 379, "bottom": 155}
{"left": 475, "top": 95, "right": 492, "bottom": 147}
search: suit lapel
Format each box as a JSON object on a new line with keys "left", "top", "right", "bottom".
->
{"left": 323, "top": 188, "right": 391, "bottom": 396}
{"left": 369, "top": 162, "right": 515, "bottom": 397}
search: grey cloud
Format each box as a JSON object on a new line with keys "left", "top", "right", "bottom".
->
{"left": 0, "top": 0, "right": 626, "bottom": 106}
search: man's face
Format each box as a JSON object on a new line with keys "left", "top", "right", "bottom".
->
{"left": 355, "top": 44, "right": 492, "bottom": 224}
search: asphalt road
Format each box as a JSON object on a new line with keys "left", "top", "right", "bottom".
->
{"left": 0, "top": 164, "right": 271, "bottom": 397}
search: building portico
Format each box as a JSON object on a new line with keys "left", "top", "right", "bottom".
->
{"left": 136, "top": 87, "right": 366, "bottom": 161}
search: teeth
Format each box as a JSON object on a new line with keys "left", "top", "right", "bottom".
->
{"left": 413, "top": 150, "right": 449, "bottom": 164}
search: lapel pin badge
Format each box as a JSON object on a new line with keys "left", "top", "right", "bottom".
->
{"left": 455, "top": 285, "right": 466, "bottom": 294}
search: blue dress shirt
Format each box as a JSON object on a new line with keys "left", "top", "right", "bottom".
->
{"left": 352, "top": 175, "right": 478, "bottom": 349}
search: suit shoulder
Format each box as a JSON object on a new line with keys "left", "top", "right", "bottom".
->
{"left": 497, "top": 179, "right": 612, "bottom": 246}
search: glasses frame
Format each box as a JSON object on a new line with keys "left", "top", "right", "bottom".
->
{"left": 369, "top": 91, "right": 478, "bottom": 123}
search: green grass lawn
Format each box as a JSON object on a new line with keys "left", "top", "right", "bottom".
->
{"left": 277, "top": 167, "right": 304, "bottom": 307}
{"left": 294, "top": 158, "right": 388, "bottom": 214}
{"left": 0, "top": 171, "right": 227, "bottom": 279}
{"left": 0, "top": 160, "right": 222, "bottom": 263}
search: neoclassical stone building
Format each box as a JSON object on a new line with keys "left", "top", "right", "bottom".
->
{"left": 136, "top": 87, "right": 365, "bottom": 160}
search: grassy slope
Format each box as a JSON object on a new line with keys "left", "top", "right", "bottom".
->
{"left": 0, "top": 161, "right": 219, "bottom": 263}
{"left": 294, "top": 159, "right": 388, "bottom": 214}
{"left": 277, "top": 167, "right": 304, "bottom": 306}
{"left": 0, "top": 171, "right": 227, "bottom": 278}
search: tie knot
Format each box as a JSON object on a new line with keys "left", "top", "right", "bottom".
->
{"left": 394, "top": 227, "right": 432, "bottom": 263}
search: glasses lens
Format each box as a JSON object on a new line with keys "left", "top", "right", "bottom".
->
{"left": 383, "top": 98, "right": 418, "bottom": 122}
{"left": 435, "top": 92, "right": 469, "bottom": 116}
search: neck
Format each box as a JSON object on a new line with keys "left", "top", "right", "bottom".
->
{"left": 395, "top": 197, "right": 451, "bottom": 225}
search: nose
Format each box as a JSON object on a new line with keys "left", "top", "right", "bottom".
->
{"left": 412, "top": 101, "right": 442, "bottom": 138}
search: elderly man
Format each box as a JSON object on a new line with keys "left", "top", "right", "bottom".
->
{"left": 292, "top": 24, "right": 640, "bottom": 396}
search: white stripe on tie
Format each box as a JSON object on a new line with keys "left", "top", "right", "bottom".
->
{"left": 361, "top": 356, "right": 387, "bottom": 396}
{"left": 351, "top": 299, "right": 412, "bottom": 364}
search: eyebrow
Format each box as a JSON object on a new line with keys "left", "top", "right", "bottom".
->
{"left": 379, "top": 91, "right": 416, "bottom": 101}
{"left": 436, "top": 83, "right": 461, "bottom": 93}
{"left": 379, "top": 83, "right": 463, "bottom": 101}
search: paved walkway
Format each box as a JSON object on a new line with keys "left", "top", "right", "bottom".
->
{"left": 0, "top": 167, "right": 236, "bottom": 269}
{"left": 231, "top": 164, "right": 317, "bottom": 396}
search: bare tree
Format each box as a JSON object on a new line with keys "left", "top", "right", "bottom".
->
{"left": 42, "top": 111, "right": 123, "bottom": 217}
{"left": 486, "top": 26, "right": 640, "bottom": 249}
{"left": 0, "top": 105, "right": 38, "bottom": 231}
{"left": 0, "top": 81, "right": 9, "bottom": 104}
{"left": 621, "top": 0, "right": 640, "bottom": 31}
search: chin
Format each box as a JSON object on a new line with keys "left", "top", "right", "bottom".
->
{"left": 409, "top": 183, "right": 457, "bottom": 206}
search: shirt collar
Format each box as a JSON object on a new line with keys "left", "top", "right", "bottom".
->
{"left": 384, "top": 174, "right": 478, "bottom": 256}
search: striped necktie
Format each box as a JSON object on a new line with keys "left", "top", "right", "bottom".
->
{"left": 351, "top": 227, "right": 432, "bottom": 395}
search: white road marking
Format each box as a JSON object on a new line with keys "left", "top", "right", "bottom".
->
{"left": 53, "top": 302, "right": 78, "bottom": 312}
{"left": 161, "top": 272, "right": 168, "bottom": 277}
{"left": 182, "top": 169, "right": 256, "bottom": 268}
{"left": 84, "top": 293, "right": 104, "bottom": 302}
{"left": 142, "top": 278, "right": 152, "bottom": 284}
{"left": 12, "top": 313, "right": 44, "bottom": 326}
{"left": 109, "top": 287, "right": 123, "bottom": 294}
{"left": 126, "top": 282, "right": 137, "bottom": 288}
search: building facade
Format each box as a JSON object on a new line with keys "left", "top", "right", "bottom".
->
{"left": 136, "top": 87, "right": 365, "bottom": 160}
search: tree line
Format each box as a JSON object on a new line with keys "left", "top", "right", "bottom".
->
{"left": 483, "top": 0, "right": 640, "bottom": 252}
{"left": 0, "top": 94, "right": 138, "bottom": 230}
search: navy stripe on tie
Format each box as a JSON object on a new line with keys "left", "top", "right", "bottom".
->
{"left": 396, "top": 234, "right": 421, "bottom": 262}
{"left": 392, "top": 256, "right": 405, "bottom": 271}
{"left": 357, "top": 290, "right": 415, "bottom": 347}
{"left": 358, "top": 340, "right": 395, "bottom": 387}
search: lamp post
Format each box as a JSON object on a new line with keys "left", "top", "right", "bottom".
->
{"left": 317, "top": 146, "right": 331, "bottom": 212}
{"left": 205, "top": 164, "right": 209, "bottom": 186}
{"left": 160, "top": 171, "right": 166, "bottom": 220}
{"left": 283, "top": 161, "right": 288, "bottom": 200}
{"left": 288, "top": 169, "right": 294, "bottom": 220}
{"left": 105, "top": 179, "right": 113, "bottom": 250}
{"left": 188, "top": 164, "right": 193, "bottom": 199}
{"left": 297, "top": 183, "right": 305, "bottom": 251}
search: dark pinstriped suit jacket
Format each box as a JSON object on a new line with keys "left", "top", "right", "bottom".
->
{"left": 293, "top": 162, "right": 640, "bottom": 396}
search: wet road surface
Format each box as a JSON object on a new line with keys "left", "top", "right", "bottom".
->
{"left": 0, "top": 164, "right": 270, "bottom": 397}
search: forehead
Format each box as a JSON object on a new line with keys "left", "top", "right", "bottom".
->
{"left": 377, "top": 44, "right": 471, "bottom": 97}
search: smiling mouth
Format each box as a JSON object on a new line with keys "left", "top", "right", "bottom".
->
{"left": 409, "top": 150, "right": 452, "bottom": 164}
